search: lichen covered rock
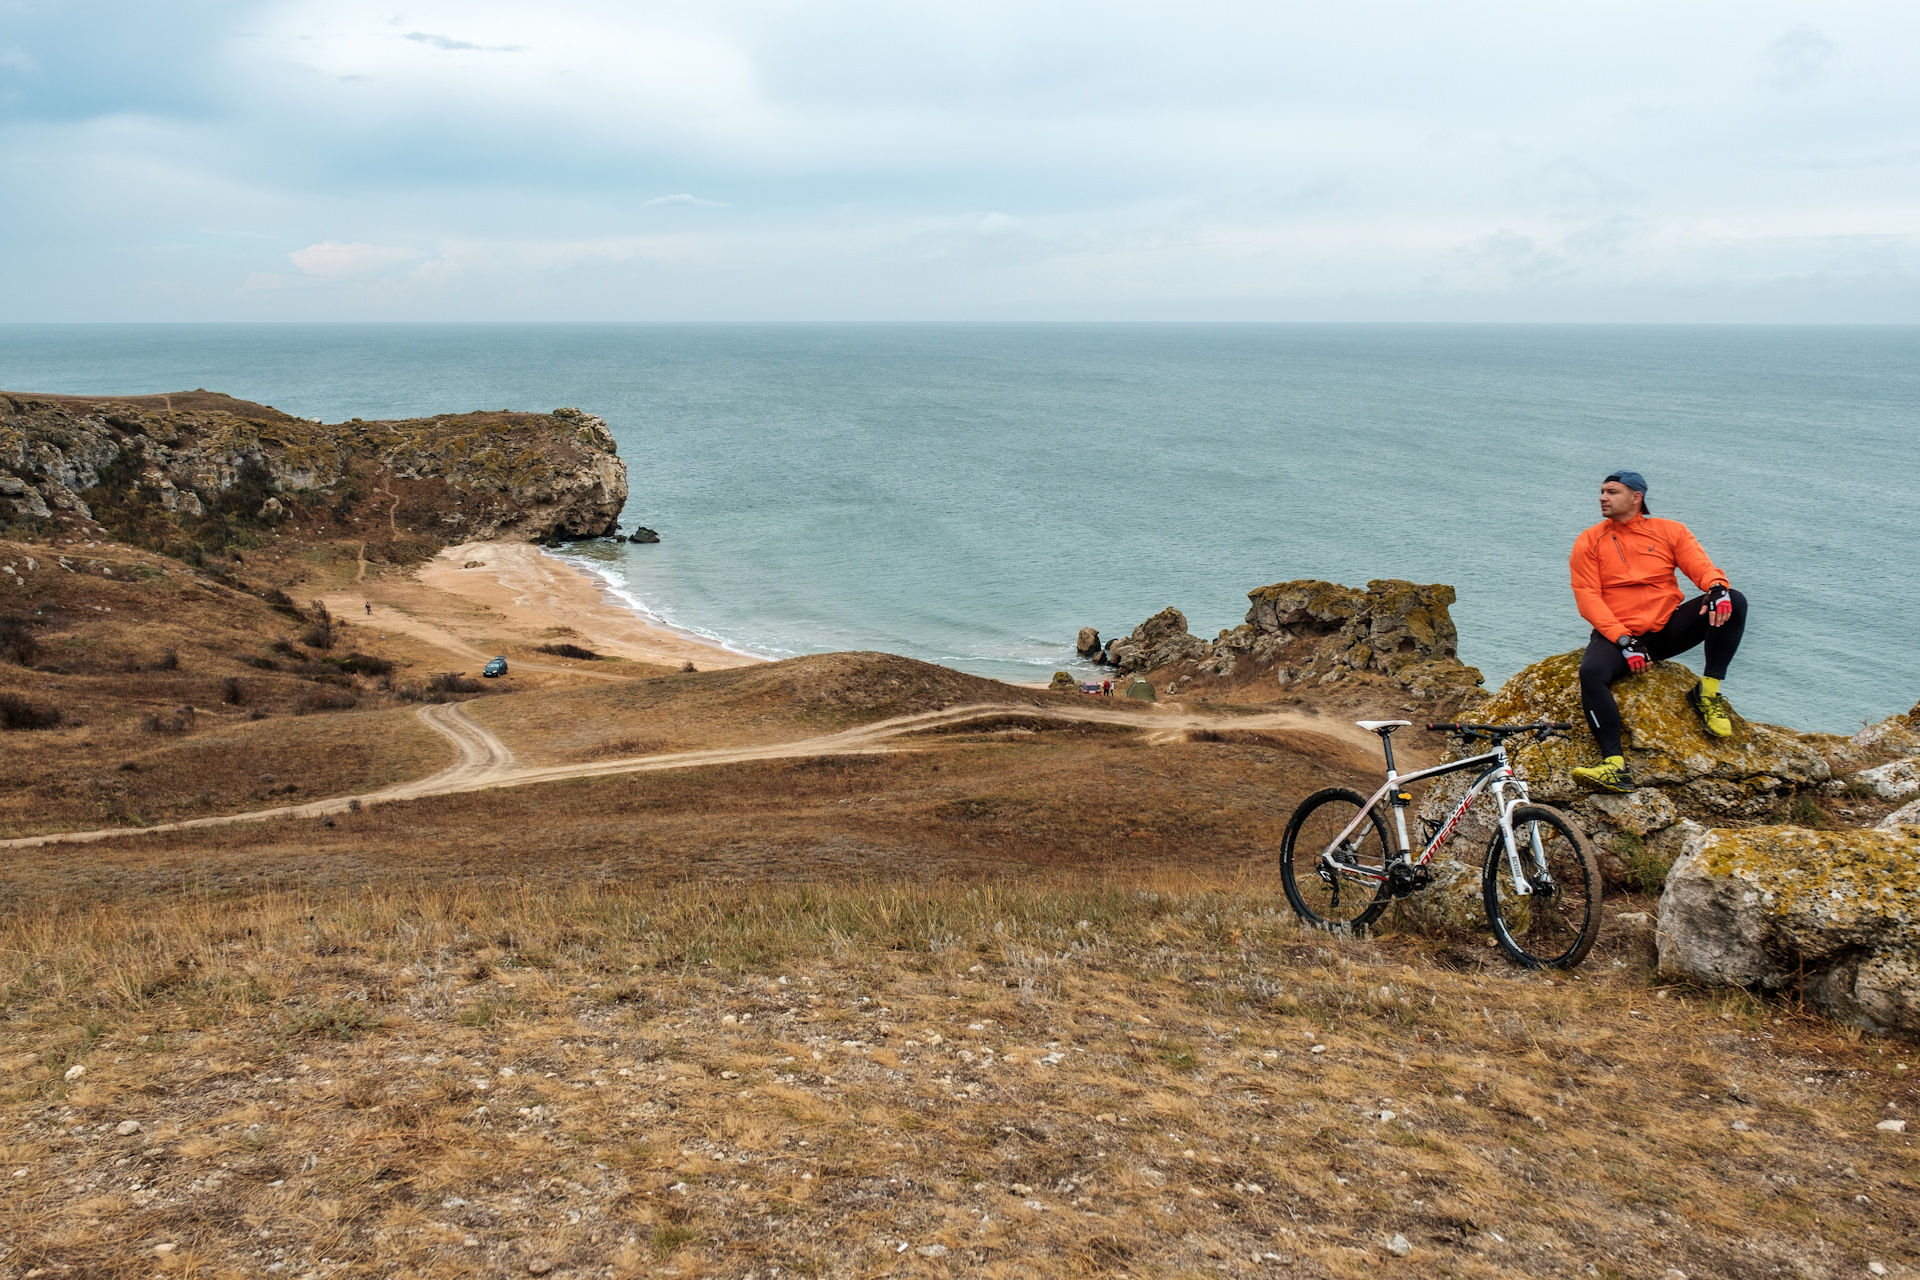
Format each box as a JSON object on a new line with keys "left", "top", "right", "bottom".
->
{"left": 1853, "top": 700, "right": 1920, "bottom": 754}
{"left": 1857, "top": 756, "right": 1920, "bottom": 802}
{"left": 1658, "top": 823, "right": 1920, "bottom": 1035}
{"left": 1881, "top": 798, "right": 1920, "bottom": 831}
{"left": 1476, "top": 651, "right": 1828, "bottom": 802}
{"left": 1413, "top": 651, "right": 1831, "bottom": 888}
{"left": 1096, "top": 578, "right": 1484, "bottom": 702}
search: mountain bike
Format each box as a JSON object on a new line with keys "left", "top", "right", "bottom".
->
{"left": 1280, "top": 719, "right": 1602, "bottom": 969}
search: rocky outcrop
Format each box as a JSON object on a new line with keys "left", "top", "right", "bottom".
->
{"left": 1658, "top": 824, "right": 1920, "bottom": 1036}
{"left": 1882, "top": 798, "right": 1920, "bottom": 831}
{"left": 1853, "top": 701, "right": 1920, "bottom": 755}
{"left": 1093, "top": 579, "right": 1485, "bottom": 701}
{"left": 1100, "top": 607, "right": 1211, "bottom": 673}
{"left": 1857, "top": 756, "right": 1920, "bottom": 802}
{"left": 1416, "top": 651, "right": 1831, "bottom": 886}
{"left": 1075, "top": 627, "right": 1102, "bottom": 658}
{"left": 0, "top": 390, "right": 627, "bottom": 548}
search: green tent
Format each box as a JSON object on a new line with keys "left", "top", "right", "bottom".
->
{"left": 1125, "top": 678, "right": 1157, "bottom": 702}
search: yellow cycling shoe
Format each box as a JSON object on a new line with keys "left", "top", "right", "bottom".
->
{"left": 1688, "top": 682, "right": 1733, "bottom": 738}
{"left": 1571, "top": 756, "right": 1635, "bottom": 794}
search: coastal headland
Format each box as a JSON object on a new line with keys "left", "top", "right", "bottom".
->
{"left": 0, "top": 392, "right": 1913, "bottom": 1279}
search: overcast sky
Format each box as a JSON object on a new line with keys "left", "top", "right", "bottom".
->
{"left": 3, "top": 0, "right": 1916, "bottom": 321}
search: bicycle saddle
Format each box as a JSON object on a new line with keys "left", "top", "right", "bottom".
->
{"left": 1355, "top": 719, "right": 1412, "bottom": 735}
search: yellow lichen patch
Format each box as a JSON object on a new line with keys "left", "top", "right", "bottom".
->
{"left": 1479, "top": 650, "right": 1825, "bottom": 793}
{"left": 1693, "top": 825, "right": 1920, "bottom": 925}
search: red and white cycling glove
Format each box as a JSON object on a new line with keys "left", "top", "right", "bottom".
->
{"left": 1705, "top": 584, "right": 1733, "bottom": 623}
{"left": 1618, "top": 635, "right": 1650, "bottom": 674}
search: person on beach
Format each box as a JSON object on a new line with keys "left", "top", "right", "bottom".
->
{"left": 1568, "top": 469, "right": 1746, "bottom": 794}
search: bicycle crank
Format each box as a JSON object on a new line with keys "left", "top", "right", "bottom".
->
{"left": 1386, "top": 862, "right": 1432, "bottom": 899}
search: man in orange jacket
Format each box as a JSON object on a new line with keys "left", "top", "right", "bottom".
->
{"left": 1567, "top": 469, "right": 1745, "bottom": 793}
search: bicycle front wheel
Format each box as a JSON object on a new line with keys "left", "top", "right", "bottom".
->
{"left": 1483, "top": 803, "right": 1602, "bottom": 969}
{"left": 1281, "top": 788, "right": 1391, "bottom": 931}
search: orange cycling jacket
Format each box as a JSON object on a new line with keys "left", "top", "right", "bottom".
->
{"left": 1569, "top": 514, "right": 1728, "bottom": 642}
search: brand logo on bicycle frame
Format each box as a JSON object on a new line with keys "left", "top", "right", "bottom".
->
{"left": 1423, "top": 769, "right": 1507, "bottom": 859}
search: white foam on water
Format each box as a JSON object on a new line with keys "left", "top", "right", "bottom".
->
{"left": 546, "top": 549, "right": 785, "bottom": 662}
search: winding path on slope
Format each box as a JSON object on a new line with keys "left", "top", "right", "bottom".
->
{"left": 0, "top": 698, "right": 1371, "bottom": 850}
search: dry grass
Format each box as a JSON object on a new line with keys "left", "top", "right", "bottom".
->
{"left": 3, "top": 528, "right": 1916, "bottom": 1278}
{"left": 0, "top": 719, "right": 1372, "bottom": 903}
{"left": 464, "top": 653, "right": 1074, "bottom": 768}
{"left": 1, "top": 872, "right": 1914, "bottom": 1280}
{"left": 0, "top": 706, "right": 450, "bottom": 840}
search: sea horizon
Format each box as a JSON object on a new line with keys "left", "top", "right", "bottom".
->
{"left": 5, "top": 321, "right": 1917, "bottom": 734}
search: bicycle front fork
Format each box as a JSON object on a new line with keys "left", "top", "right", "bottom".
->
{"left": 1494, "top": 786, "right": 1540, "bottom": 896}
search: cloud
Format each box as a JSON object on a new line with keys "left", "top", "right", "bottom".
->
{"left": 289, "top": 241, "right": 427, "bottom": 278}
{"left": 643, "top": 194, "right": 733, "bottom": 208}
{"left": 2, "top": 1, "right": 1919, "bottom": 319}
{"left": 402, "top": 32, "right": 527, "bottom": 53}
{"left": 1765, "top": 24, "right": 1838, "bottom": 91}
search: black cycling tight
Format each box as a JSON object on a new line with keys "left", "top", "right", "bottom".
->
{"left": 1578, "top": 589, "right": 1747, "bottom": 758}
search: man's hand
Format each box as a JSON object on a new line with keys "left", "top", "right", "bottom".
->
{"left": 1618, "top": 634, "right": 1650, "bottom": 674}
{"left": 1703, "top": 584, "right": 1733, "bottom": 628}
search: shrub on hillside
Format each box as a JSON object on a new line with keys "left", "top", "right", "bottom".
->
{"left": 0, "top": 618, "right": 39, "bottom": 666}
{"left": 301, "top": 601, "right": 335, "bottom": 651}
{"left": 294, "top": 688, "right": 359, "bottom": 715}
{"left": 397, "top": 672, "right": 487, "bottom": 702}
{"left": 261, "top": 587, "right": 305, "bottom": 618}
{"left": 141, "top": 705, "right": 196, "bottom": 735}
{"left": 124, "top": 648, "right": 180, "bottom": 673}
{"left": 535, "top": 642, "right": 598, "bottom": 660}
{"left": 0, "top": 692, "right": 61, "bottom": 730}
{"left": 328, "top": 652, "right": 394, "bottom": 677}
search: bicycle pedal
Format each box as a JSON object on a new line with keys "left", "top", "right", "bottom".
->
{"left": 1386, "top": 863, "right": 1432, "bottom": 899}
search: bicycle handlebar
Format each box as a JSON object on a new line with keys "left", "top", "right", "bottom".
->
{"left": 1425, "top": 720, "right": 1572, "bottom": 735}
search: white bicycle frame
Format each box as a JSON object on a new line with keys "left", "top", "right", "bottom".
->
{"left": 1319, "top": 741, "right": 1549, "bottom": 896}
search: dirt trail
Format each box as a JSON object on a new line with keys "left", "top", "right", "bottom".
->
{"left": 0, "top": 699, "right": 1367, "bottom": 849}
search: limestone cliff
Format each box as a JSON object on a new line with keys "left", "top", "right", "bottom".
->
{"left": 0, "top": 390, "right": 627, "bottom": 554}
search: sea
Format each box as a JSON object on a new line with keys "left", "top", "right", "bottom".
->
{"left": 3, "top": 323, "right": 1915, "bottom": 736}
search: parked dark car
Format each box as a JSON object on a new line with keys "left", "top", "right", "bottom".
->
{"left": 482, "top": 656, "right": 509, "bottom": 678}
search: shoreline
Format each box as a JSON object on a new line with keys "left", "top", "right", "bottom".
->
{"left": 543, "top": 545, "right": 776, "bottom": 665}
{"left": 325, "top": 540, "right": 761, "bottom": 674}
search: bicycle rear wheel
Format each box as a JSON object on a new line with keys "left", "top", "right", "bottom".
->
{"left": 1483, "top": 804, "right": 1602, "bottom": 969}
{"left": 1281, "top": 788, "right": 1391, "bottom": 930}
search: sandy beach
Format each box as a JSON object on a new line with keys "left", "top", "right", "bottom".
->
{"left": 321, "top": 540, "right": 761, "bottom": 675}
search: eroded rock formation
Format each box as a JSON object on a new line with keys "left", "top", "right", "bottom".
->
{"left": 1658, "top": 823, "right": 1920, "bottom": 1036}
{"left": 1092, "top": 579, "right": 1485, "bottom": 701}
{"left": 0, "top": 391, "right": 627, "bottom": 550}
{"left": 1416, "top": 653, "right": 1831, "bottom": 885}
